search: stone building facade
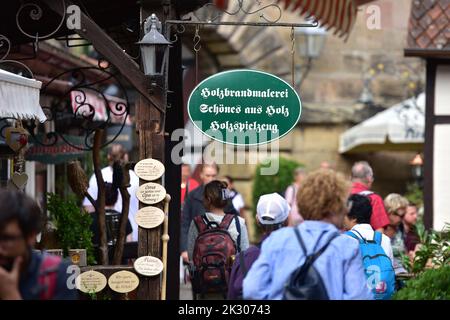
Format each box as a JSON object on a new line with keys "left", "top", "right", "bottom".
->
{"left": 182, "top": 0, "right": 424, "bottom": 238}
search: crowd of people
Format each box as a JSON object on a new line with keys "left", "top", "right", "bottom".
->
{"left": 181, "top": 161, "right": 421, "bottom": 300}
{"left": 0, "top": 146, "right": 421, "bottom": 300}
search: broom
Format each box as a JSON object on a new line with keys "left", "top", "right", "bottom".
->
{"left": 67, "top": 160, "right": 98, "bottom": 212}
{"left": 161, "top": 194, "right": 171, "bottom": 300}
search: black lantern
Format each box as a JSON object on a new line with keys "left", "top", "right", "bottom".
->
{"left": 137, "top": 14, "right": 171, "bottom": 77}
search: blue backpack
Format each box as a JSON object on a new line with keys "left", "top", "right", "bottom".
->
{"left": 346, "top": 229, "right": 395, "bottom": 300}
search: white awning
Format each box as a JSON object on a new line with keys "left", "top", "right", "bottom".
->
{"left": 0, "top": 68, "right": 46, "bottom": 122}
{"left": 339, "top": 93, "right": 425, "bottom": 154}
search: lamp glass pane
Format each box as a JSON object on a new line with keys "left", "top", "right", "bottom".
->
{"left": 140, "top": 46, "right": 156, "bottom": 76}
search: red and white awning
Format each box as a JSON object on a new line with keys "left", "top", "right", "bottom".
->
{"left": 279, "top": 0, "right": 375, "bottom": 39}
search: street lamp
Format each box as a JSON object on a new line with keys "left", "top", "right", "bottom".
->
{"left": 137, "top": 14, "right": 171, "bottom": 77}
{"left": 410, "top": 153, "right": 424, "bottom": 185}
{"left": 294, "top": 21, "right": 327, "bottom": 59}
{"left": 294, "top": 21, "right": 327, "bottom": 87}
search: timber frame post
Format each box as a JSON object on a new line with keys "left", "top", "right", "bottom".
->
{"left": 44, "top": 0, "right": 171, "bottom": 299}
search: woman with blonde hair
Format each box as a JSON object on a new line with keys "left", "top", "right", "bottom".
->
{"left": 383, "top": 193, "right": 409, "bottom": 270}
{"left": 243, "top": 169, "right": 372, "bottom": 300}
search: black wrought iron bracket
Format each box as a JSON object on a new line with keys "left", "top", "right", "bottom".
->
{"left": 165, "top": 0, "right": 318, "bottom": 30}
{"left": 165, "top": 20, "right": 318, "bottom": 28}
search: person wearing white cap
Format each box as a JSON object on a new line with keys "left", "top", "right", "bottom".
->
{"left": 227, "top": 193, "right": 290, "bottom": 300}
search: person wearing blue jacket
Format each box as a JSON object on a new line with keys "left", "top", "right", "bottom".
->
{"left": 243, "top": 169, "right": 373, "bottom": 300}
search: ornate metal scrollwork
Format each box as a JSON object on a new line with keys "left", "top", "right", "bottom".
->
{"left": 192, "top": 0, "right": 282, "bottom": 24}
{"left": 166, "top": 0, "right": 318, "bottom": 45}
{"left": 23, "top": 60, "right": 131, "bottom": 151}
{"left": 15, "top": 0, "right": 67, "bottom": 41}
{"left": 0, "top": 34, "right": 35, "bottom": 78}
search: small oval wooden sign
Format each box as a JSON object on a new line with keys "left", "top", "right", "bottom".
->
{"left": 75, "top": 270, "right": 107, "bottom": 293}
{"left": 108, "top": 270, "right": 140, "bottom": 293}
{"left": 134, "top": 159, "right": 165, "bottom": 181}
{"left": 134, "top": 256, "right": 164, "bottom": 277}
{"left": 136, "top": 182, "right": 166, "bottom": 205}
{"left": 135, "top": 206, "right": 165, "bottom": 229}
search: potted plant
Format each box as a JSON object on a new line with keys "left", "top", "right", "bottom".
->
{"left": 393, "top": 265, "right": 450, "bottom": 300}
{"left": 44, "top": 193, "right": 95, "bottom": 266}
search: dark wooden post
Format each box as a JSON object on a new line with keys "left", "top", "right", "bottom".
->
{"left": 113, "top": 162, "right": 131, "bottom": 265}
{"left": 136, "top": 95, "right": 165, "bottom": 299}
{"left": 164, "top": 19, "right": 183, "bottom": 299}
{"left": 135, "top": 0, "right": 178, "bottom": 301}
{"left": 92, "top": 129, "right": 108, "bottom": 265}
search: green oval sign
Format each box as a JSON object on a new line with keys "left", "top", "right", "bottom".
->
{"left": 187, "top": 69, "right": 302, "bottom": 146}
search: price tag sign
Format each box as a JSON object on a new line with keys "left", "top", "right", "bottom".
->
{"left": 75, "top": 270, "right": 107, "bottom": 293}
{"left": 136, "top": 182, "right": 166, "bottom": 205}
{"left": 134, "top": 159, "right": 165, "bottom": 181}
{"left": 134, "top": 256, "right": 164, "bottom": 277}
{"left": 135, "top": 206, "right": 165, "bottom": 229}
{"left": 108, "top": 271, "right": 140, "bottom": 293}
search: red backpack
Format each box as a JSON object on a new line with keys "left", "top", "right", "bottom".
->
{"left": 191, "top": 214, "right": 241, "bottom": 298}
{"left": 38, "top": 254, "right": 62, "bottom": 300}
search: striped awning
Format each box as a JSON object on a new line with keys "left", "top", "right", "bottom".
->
{"left": 0, "top": 68, "right": 46, "bottom": 122}
{"left": 279, "top": 0, "right": 375, "bottom": 39}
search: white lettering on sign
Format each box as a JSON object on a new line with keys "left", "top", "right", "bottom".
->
{"left": 200, "top": 88, "right": 289, "bottom": 99}
{"left": 210, "top": 121, "right": 279, "bottom": 134}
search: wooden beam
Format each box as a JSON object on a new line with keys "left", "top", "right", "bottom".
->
{"left": 136, "top": 94, "right": 165, "bottom": 300}
{"left": 424, "top": 59, "right": 436, "bottom": 230}
{"left": 43, "top": 0, "right": 165, "bottom": 114}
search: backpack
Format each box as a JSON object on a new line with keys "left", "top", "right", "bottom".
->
{"left": 346, "top": 229, "right": 396, "bottom": 300}
{"left": 283, "top": 228, "right": 339, "bottom": 300}
{"left": 232, "top": 243, "right": 262, "bottom": 300}
{"left": 38, "top": 254, "right": 62, "bottom": 300}
{"left": 191, "top": 214, "right": 241, "bottom": 298}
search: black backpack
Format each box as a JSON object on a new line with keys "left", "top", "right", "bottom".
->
{"left": 283, "top": 228, "right": 339, "bottom": 300}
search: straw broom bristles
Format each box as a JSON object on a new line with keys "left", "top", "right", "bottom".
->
{"left": 67, "top": 160, "right": 89, "bottom": 197}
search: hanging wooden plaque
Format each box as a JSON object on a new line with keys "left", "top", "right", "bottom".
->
{"left": 133, "top": 256, "right": 164, "bottom": 277}
{"left": 134, "top": 158, "right": 165, "bottom": 181}
{"left": 136, "top": 182, "right": 166, "bottom": 205}
{"left": 135, "top": 206, "right": 165, "bottom": 229}
{"left": 108, "top": 270, "right": 140, "bottom": 293}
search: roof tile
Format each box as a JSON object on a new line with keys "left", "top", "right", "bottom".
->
{"left": 407, "top": 0, "right": 450, "bottom": 51}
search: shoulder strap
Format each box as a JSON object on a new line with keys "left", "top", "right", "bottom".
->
{"left": 234, "top": 215, "right": 242, "bottom": 252}
{"left": 38, "top": 254, "right": 62, "bottom": 300}
{"left": 185, "top": 180, "right": 190, "bottom": 198}
{"left": 219, "top": 213, "right": 235, "bottom": 229}
{"left": 193, "top": 215, "right": 208, "bottom": 233}
{"left": 346, "top": 230, "right": 362, "bottom": 243}
{"left": 373, "top": 231, "right": 382, "bottom": 245}
{"left": 350, "top": 229, "right": 367, "bottom": 242}
{"left": 293, "top": 227, "right": 308, "bottom": 255}
{"left": 310, "top": 232, "right": 340, "bottom": 263}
